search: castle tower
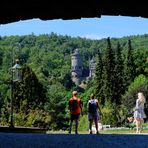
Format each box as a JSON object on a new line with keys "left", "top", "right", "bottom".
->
{"left": 89, "top": 59, "right": 96, "bottom": 78}
{"left": 71, "top": 48, "right": 83, "bottom": 85}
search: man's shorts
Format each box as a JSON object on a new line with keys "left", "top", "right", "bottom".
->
{"left": 70, "top": 114, "right": 80, "bottom": 120}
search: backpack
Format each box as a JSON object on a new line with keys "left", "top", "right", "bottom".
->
{"left": 71, "top": 99, "right": 79, "bottom": 111}
{"left": 88, "top": 100, "right": 97, "bottom": 113}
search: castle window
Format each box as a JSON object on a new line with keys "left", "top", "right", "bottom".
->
{"left": 79, "top": 66, "right": 81, "bottom": 69}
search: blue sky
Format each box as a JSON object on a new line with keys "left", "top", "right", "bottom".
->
{"left": 1, "top": 15, "right": 148, "bottom": 39}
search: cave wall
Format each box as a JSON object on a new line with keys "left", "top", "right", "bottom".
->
{"left": 0, "top": 0, "right": 147, "bottom": 24}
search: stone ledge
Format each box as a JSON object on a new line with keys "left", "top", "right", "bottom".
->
{"left": 0, "top": 126, "right": 47, "bottom": 134}
{"left": 0, "top": 133, "right": 148, "bottom": 148}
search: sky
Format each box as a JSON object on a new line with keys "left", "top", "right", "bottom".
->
{"left": 1, "top": 15, "right": 148, "bottom": 39}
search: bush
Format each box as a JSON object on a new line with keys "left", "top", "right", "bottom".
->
{"left": 101, "top": 101, "right": 119, "bottom": 126}
{"left": 78, "top": 115, "right": 89, "bottom": 131}
{"left": 14, "top": 109, "right": 51, "bottom": 128}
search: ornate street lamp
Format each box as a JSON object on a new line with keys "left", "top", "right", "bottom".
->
{"left": 10, "top": 59, "right": 22, "bottom": 127}
{"left": 11, "top": 59, "right": 22, "bottom": 82}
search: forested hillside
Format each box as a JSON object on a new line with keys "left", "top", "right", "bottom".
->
{"left": 0, "top": 33, "right": 147, "bottom": 130}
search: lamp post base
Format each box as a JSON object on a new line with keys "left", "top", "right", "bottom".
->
{"left": 9, "top": 120, "right": 14, "bottom": 128}
{"left": 9, "top": 125, "right": 14, "bottom": 128}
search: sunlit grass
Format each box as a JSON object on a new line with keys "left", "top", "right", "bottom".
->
{"left": 100, "top": 129, "right": 148, "bottom": 134}
{"left": 47, "top": 122, "right": 148, "bottom": 134}
{"left": 46, "top": 128, "right": 148, "bottom": 134}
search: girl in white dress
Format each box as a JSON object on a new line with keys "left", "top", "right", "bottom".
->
{"left": 133, "top": 92, "right": 146, "bottom": 133}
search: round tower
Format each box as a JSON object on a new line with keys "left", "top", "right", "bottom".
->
{"left": 89, "top": 59, "right": 96, "bottom": 78}
{"left": 71, "top": 48, "right": 83, "bottom": 85}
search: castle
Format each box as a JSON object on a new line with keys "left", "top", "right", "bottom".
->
{"left": 71, "top": 48, "right": 96, "bottom": 85}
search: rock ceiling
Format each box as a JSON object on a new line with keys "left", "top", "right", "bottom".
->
{"left": 0, "top": 1, "right": 147, "bottom": 24}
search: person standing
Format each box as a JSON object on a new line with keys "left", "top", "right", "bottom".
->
{"left": 133, "top": 92, "right": 147, "bottom": 134}
{"left": 87, "top": 93, "right": 102, "bottom": 134}
{"left": 69, "top": 91, "right": 83, "bottom": 134}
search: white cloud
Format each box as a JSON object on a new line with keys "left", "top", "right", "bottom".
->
{"left": 80, "top": 34, "right": 106, "bottom": 40}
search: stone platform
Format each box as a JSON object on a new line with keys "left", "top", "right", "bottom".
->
{"left": 0, "top": 133, "right": 147, "bottom": 148}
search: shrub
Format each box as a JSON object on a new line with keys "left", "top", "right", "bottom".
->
{"left": 14, "top": 109, "right": 51, "bottom": 128}
{"left": 101, "top": 101, "right": 119, "bottom": 126}
{"left": 78, "top": 115, "right": 89, "bottom": 131}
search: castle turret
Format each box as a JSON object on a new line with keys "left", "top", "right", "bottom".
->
{"left": 89, "top": 59, "right": 96, "bottom": 78}
{"left": 71, "top": 49, "right": 83, "bottom": 85}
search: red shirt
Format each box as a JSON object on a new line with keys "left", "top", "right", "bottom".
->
{"left": 69, "top": 98, "right": 82, "bottom": 115}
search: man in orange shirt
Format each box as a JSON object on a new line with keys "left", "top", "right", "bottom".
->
{"left": 69, "top": 91, "right": 83, "bottom": 134}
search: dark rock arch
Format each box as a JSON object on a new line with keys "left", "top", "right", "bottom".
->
{"left": 0, "top": 0, "right": 147, "bottom": 24}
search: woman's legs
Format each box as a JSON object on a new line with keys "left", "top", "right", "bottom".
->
{"left": 135, "top": 118, "right": 141, "bottom": 133}
{"left": 139, "top": 118, "right": 144, "bottom": 133}
{"left": 89, "top": 120, "right": 93, "bottom": 134}
{"left": 94, "top": 118, "right": 99, "bottom": 134}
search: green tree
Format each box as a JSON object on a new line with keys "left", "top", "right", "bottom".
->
{"left": 134, "top": 48, "right": 148, "bottom": 76}
{"left": 114, "top": 42, "right": 124, "bottom": 104}
{"left": 45, "top": 83, "right": 69, "bottom": 130}
{"left": 102, "top": 37, "right": 116, "bottom": 103}
{"left": 95, "top": 49, "right": 104, "bottom": 104}
{"left": 13, "top": 65, "right": 47, "bottom": 113}
{"left": 0, "top": 49, "right": 3, "bottom": 66}
{"left": 124, "top": 39, "right": 136, "bottom": 90}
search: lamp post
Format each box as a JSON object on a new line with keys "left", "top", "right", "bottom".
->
{"left": 10, "top": 59, "right": 22, "bottom": 127}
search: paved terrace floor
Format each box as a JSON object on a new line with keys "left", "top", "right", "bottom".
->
{"left": 0, "top": 133, "right": 148, "bottom": 148}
